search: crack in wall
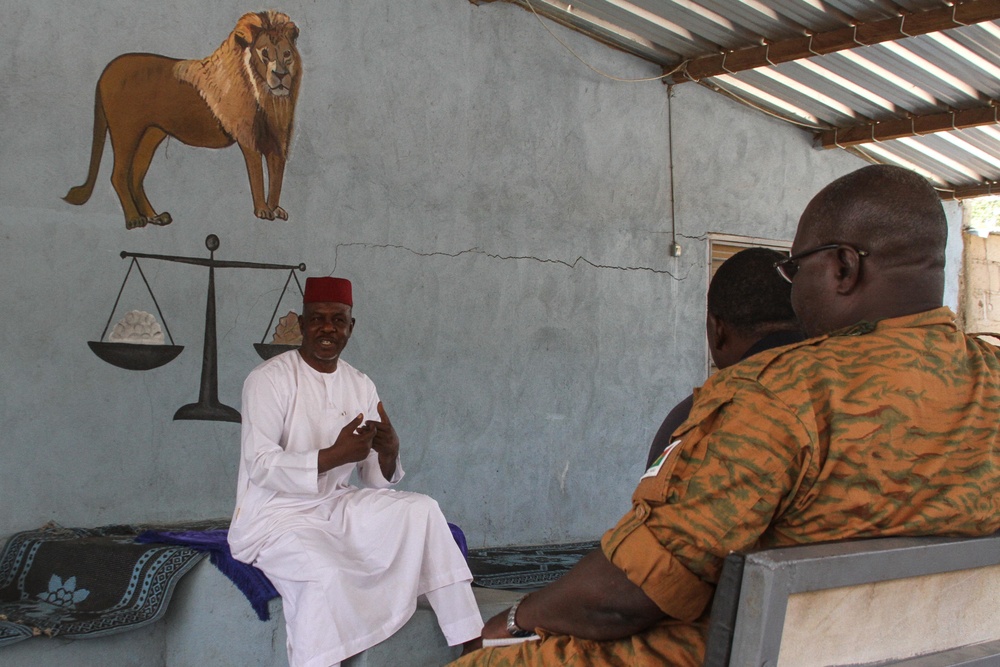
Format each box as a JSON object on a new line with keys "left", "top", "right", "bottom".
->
{"left": 332, "top": 242, "right": 690, "bottom": 279}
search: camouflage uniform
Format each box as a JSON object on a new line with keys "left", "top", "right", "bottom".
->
{"left": 451, "top": 308, "right": 1000, "bottom": 667}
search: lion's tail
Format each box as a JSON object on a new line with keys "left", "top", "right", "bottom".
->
{"left": 63, "top": 85, "right": 108, "bottom": 206}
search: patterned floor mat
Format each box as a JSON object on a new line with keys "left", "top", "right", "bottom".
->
{"left": 467, "top": 540, "right": 600, "bottom": 589}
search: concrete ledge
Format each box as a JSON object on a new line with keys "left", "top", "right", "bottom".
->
{"left": 0, "top": 620, "right": 165, "bottom": 667}
{"left": 165, "top": 559, "right": 287, "bottom": 667}
{"left": 167, "top": 561, "right": 527, "bottom": 667}
{"left": 1, "top": 559, "right": 526, "bottom": 667}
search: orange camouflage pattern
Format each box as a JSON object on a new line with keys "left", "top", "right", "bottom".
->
{"left": 450, "top": 308, "right": 1000, "bottom": 667}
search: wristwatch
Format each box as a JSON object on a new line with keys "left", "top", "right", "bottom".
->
{"left": 506, "top": 595, "right": 534, "bottom": 637}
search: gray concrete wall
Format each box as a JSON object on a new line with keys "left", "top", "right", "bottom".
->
{"left": 3, "top": 0, "right": 947, "bottom": 550}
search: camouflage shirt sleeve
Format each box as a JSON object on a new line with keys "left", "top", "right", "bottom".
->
{"left": 602, "top": 373, "right": 812, "bottom": 620}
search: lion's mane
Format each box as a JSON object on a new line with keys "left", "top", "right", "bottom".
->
{"left": 174, "top": 10, "right": 300, "bottom": 159}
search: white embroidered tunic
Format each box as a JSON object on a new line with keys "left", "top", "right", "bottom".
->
{"left": 229, "top": 351, "right": 477, "bottom": 667}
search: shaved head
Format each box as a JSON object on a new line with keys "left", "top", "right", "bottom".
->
{"left": 791, "top": 165, "right": 948, "bottom": 336}
{"left": 799, "top": 164, "right": 947, "bottom": 271}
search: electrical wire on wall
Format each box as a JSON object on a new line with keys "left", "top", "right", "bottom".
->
{"left": 667, "top": 85, "right": 680, "bottom": 257}
{"left": 516, "top": 0, "right": 684, "bottom": 257}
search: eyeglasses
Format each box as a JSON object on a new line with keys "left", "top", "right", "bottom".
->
{"left": 773, "top": 244, "right": 869, "bottom": 283}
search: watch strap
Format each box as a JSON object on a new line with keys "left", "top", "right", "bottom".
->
{"left": 505, "top": 595, "right": 533, "bottom": 637}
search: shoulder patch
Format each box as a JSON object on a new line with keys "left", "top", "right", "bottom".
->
{"left": 643, "top": 439, "right": 681, "bottom": 479}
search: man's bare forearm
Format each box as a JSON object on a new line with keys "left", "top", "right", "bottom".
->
{"left": 498, "top": 550, "right": 665, "bottom": 640}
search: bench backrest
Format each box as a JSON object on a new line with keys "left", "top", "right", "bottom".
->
{"left": 704, "top": 533, "right": 1000, "bottom": 666}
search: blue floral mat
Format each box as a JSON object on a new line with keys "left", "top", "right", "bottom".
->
{"left": 466, "top": 540, "right": 600, "bottom": 589}
{"left": 0, "top": 520, "right": 227, "bottom": 648}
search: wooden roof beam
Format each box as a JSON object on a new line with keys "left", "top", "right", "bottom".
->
{"left": 816, "top": 103, "right": 1000, "bottom": 148}
{"left": 671, "top": 0, "right": 1000, "bottom": 82}
{"left": 939, "top": 182, "right": 1000, "bottom": 200}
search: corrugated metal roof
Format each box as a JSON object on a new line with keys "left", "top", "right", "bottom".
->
{"left": 481, "top": 0, "right": 1000, "bottom": 198}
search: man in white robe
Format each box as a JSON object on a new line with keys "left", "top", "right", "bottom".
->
{"left": 229, "top": 276, "right": 483, "bottom": 667}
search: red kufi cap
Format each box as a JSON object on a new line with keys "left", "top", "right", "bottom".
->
{"left": 303, "top": 277, "right": 353, "bottom": 306}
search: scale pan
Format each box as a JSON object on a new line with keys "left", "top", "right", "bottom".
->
{"left": 88, "top": 341, "right": 184, "bottom": 370}
{"left": 254, "top": 343, "right": 299, "bottom": 361}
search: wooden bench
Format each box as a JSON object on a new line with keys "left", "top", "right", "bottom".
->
{"left": 704, "top": 532, "right": 1000, "bottom": 667}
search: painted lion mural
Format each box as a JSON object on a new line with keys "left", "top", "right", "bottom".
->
{"left": 64, "top": 11, "right": 301, "bottom": 229}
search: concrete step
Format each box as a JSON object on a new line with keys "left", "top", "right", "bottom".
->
{"left": 1, "top": 559, "right": 528, "bottom": 667}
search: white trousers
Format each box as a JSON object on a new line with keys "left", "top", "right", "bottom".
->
{"left": 425, "top": 579, "right": 484, "bottom": 645}
{"left": 254, "top": 489, "right": 483, "bottom": 667}
{"left": 325, "top": 583, "right": 481, "bottom": 667}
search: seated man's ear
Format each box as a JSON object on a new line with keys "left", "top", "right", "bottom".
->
{"left": 708, "top": 313, "right": 745, "bottom": 370}
{"left": 708, "top": 313, "right": 727, "bottom": 352}
{"left": 834, "top": 246, "right": 864, "bottom": 294}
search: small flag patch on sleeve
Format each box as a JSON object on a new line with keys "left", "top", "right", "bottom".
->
{"left": 642, "top": 439, "right": 681, "bottom": 479}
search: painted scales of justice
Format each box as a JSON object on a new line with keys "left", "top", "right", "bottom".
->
{"left": 88, "top": 234, "right": 306, "bottom": 423}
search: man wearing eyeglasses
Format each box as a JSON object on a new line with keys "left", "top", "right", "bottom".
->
{"left": 450, "top": 164, "right": 1000, "bottom": 667}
